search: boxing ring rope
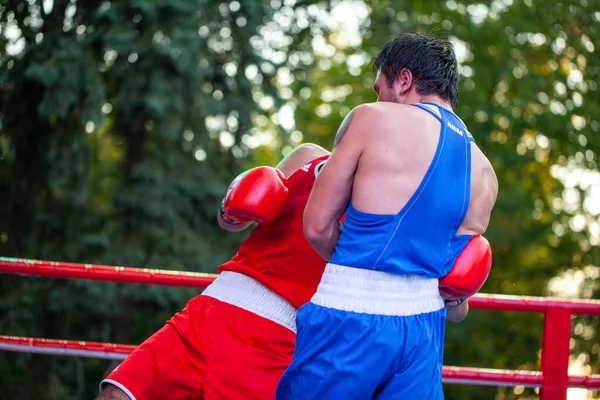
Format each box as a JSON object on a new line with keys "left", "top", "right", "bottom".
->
{"left": 0, "top": 257, "right": 216, "bottom": 288}
{"left": 0, "top": 335, "right": 136, "bottom": 360}
{"left": 1, "top": 257, "right": 599, "bottom": 399}
{"left": 2, "top": 334, "right": 598, "bottom": 389}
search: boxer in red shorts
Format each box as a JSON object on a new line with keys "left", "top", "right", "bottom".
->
{"left": 98, "top": 143, "right": 331, "bottom": 400}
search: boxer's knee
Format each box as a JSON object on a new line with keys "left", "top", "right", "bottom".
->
{"left": 97, "top": 383, "right": 131, "bottom": 400}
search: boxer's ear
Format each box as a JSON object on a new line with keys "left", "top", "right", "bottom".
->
{"left": 394, "top": 68, "right": 414, "bottom": 96}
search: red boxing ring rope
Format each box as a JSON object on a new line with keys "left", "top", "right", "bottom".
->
{"left": 0, "top": 335, "right": 135, "bottom": 361}
{"left": 2, "top": 257, "right": 598, "bottom": 315}
{"left": 1, "top": 257, "right": 600, "bottom": 397}
{"left": 1, "top": 335, "right": 599, "bottom": 389}
{"left": 0, "top": 257, "right": 216, "bottom": 288}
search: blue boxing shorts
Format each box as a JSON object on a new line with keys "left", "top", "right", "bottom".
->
{"left": 276, "top": 263, "right": 446, "bottom": 400}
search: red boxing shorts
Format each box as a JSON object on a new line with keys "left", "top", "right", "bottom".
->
{"left": 101, "top": 272, "right": 297, "bottom": 400}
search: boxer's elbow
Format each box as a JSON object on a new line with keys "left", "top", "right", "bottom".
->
{"left": 303, "top": 210, "right": 331, "bottom": 247}
{"left": 304, "top": 222, "right": 336, "bottom": 261}
{"left": 303, "top": 218, "right": 327, "bottom": 246}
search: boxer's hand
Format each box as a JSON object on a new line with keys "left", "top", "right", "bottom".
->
{"left": 222, "top": 166, "right": 289, "bottom": 225}
{"left": 439, "top": 235, "right": 492, "bottom": 300}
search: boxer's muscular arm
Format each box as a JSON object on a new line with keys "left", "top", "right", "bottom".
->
{"left": 304, "top": 106, "right": 368, "bottom": 260}
{"left": 444, "top": 154, "right": 498, "bottom": 322}
{"left": 218, "top": 143, "right": 329, "bottom": 232}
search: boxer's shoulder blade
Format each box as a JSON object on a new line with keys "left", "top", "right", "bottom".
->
{"left": 350, "top": 107, "right": 443, "bottom": 215}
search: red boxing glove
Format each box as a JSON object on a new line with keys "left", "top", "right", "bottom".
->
{"left": 222, "top": 166, "right": 289, "bottom": 225}
{"left": 439, "top": 235, "right": 492, "bottom": 300}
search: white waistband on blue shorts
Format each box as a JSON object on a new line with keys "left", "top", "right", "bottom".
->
{"left": 201, "top": 271, "right": 297, "bottom": 333}
{"left": 311, "top": 263, "right": 445, "bottom": 316}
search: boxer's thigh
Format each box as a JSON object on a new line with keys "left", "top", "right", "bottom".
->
{"left": 101, "top": 295, "right": 211, "bottom": 400}
{"left": 374, "top": 308, "right": 446, "bottom": 400}
{"left": 276, "top": 303, "right": 400, "bottom": 400}
{"left": 203, "top": 302, "right": 296, "bottom": 400}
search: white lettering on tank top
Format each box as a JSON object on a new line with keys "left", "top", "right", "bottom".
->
{"left": 447, "top": 121, "right": 464, "bottom": 136}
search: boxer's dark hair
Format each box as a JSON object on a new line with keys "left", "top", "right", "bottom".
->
{"left": 374, "top": 32, "right": 459, "bottom": 109}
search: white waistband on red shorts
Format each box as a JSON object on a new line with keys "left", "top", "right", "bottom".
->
{"left": 201, "top": 271, "right": 297, "bottom": 333}
{"left": 310, "top": 263, "right": 444, "bottom": 316}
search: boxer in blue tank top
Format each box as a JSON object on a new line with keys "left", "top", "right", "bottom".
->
{"left": 276, "top": 33, "right": 498, "bottom": 400}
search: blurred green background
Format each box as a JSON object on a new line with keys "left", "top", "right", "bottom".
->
{"left": 0, "top": 0, "right": 598, "bottom": 399}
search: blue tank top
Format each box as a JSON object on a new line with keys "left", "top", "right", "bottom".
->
{"left": 330, "top": 103, "right": 475, "bottom": 278}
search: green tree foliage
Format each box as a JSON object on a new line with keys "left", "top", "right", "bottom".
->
{"left": 0, "top": 0, "right": 598, "bottom": 399}
{"left": 0, "top": 0, "right": 310, "bottom": 398}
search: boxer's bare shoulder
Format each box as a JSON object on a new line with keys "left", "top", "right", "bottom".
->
{"left": 97, "top": 384, "right": 131, "bottom": 400}
{"left": 276, "top": 143, "right": 329, "bottom": 178}
{"left": 333, "top": 102, "right": 430, "bottom": 147}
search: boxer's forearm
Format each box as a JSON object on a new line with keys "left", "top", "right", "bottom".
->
{"left": 446, "top": 299, "right": 469, "bottom": 322}
{"left": 303, "top": 175, "right": 348, "bottom": 261}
